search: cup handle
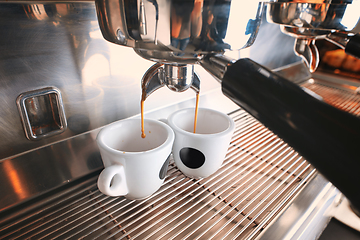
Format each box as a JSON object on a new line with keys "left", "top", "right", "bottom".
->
{"left": 97, "top": 165, "right": 129, "bottom": 197}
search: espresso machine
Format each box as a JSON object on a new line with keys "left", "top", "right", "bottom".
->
{"left": 96, "top": 0, "right": 360, "bottom": 213}
{"left": 0, "top": 0, "right": 360, "bottom": 239}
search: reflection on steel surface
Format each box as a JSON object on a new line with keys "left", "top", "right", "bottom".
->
{"left": 95, "top": 0, "right": 265, "bottom": 102}
{"left": 2, "top": 160, "right": 30, "bottom": 201}
{"left": 96, "top": 0, "right": 264, "bottom": 61}
{"left": 267, "top": 1, "right": 359, "bottom": 30}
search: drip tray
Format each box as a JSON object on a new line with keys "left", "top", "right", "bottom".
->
{"left": 0, "top": 110, "right": 315, "bottom": 240}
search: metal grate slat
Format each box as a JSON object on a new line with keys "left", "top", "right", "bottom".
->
{"left": 302, "top": 81, "right": 360, "bottom": 116}
{"left": 169, "top": 152, "right": 302, "bottom": 240}
{"left": 190, "top": 152, "right": 303, "bottom": 240}
{"left": 225, "top": 160, "right": 311, "bottom": 240}
{"left": 148, "top": 138, "right": 285, "bottom": 240}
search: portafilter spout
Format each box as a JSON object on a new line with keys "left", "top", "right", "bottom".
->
{"left": 141, "top": 63, "right": 200, "bottom": 101}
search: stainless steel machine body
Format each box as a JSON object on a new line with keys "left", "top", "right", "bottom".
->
{"left": 0, "top": 1, "right": 360, "bottom": 239}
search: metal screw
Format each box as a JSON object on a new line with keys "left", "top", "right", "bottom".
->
{"left": 116, "top": 28, "right": 126, "bottom": 44}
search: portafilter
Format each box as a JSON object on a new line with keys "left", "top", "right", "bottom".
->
{"left": 95, "top": 0, "right": 360, "bottom": 214}
{"left": 267, "top": 0, "right": 360, "bottom": 72}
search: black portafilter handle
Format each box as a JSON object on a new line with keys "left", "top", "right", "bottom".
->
{"left": 202, "top": 56, "right": 360, "bottom": 214}
{"left": 345, "top": 33, "right": 360, "bottom": 58}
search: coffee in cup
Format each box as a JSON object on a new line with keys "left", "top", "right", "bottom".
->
{"left": 168, "top": 108, "right": 235, "bottom": 179}
{"left": 96, "top": 118, "right": 175, "bottom": 199}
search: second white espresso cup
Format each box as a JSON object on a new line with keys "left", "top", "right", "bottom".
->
{"left": 168, "top": 108, "right": 235, "bottom": 179}
{"left": 96, "top": 119, "right": 174, "bottom": 199}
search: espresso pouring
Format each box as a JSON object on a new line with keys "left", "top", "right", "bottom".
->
{"left": 141, "top": 91, "right": 200, "bottom": 138}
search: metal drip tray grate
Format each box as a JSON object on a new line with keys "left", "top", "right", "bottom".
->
{"left": 0, "top": 110, "right": 315, "bottom": 240}
{"left": 302, "top": 80, "right": 360, "bottom": 116}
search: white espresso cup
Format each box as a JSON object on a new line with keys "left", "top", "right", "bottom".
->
{"left": 96, "top": 119, "right": 175, "bottom": 199}
{"left": 168, "top": 108, "right": 235, "bottom": 179}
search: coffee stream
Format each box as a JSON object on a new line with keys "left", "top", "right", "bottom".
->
{"left": 141, "top": 79, "right": 147, "bottom": 138}
{"left": 141, "top": 99, "right": 146, "bottom": 138}
{"left": 193, "top": 92, "right": 199, "bottom": 133}
{"left": 141, "top": 90, "right": 200, "bottom": 138}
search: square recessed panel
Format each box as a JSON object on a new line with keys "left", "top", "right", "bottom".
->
{"left": 17, "top": 87, "right": 67, "bottom": 140}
